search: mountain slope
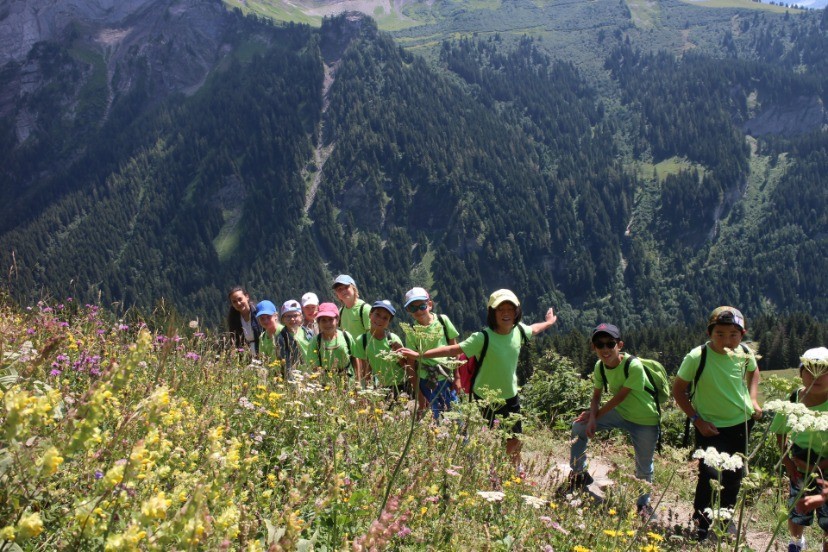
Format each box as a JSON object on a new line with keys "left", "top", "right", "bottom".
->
{"left": 0, "top": 2, "right": 826, "bottom": 331}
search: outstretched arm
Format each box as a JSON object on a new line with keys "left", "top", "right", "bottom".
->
{"left": 529, "top": 307, "right": 557, "bottom": 335}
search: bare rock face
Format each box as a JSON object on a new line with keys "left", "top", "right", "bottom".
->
{"left": 743, "top": 96, "right": 827, "bottom": 137}
{"left": 0, "top": 0, "right": 156, "bottom": 65}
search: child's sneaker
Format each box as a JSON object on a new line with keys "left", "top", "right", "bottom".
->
{"left": 787, "top": 541, "right": 804, "bottom": 552}
{"left": 637, "top": 503, "right": 658, "bottom": 523}
{"left": 567, "top": 470, "right": 594, "bottom": 492}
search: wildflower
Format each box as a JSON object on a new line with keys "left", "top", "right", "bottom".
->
{"left": 646, "top": 532, "right": 664, "bottom": 541}
{"left": 640, "top": 546, "right": 660, "bottom": 552}
{"left": 189, "top": 320, "right": 199, "bottom": 329}
{"left": 477, "top": 490, "right": 506, "bottom": 502}
{"left": 17, "top": 512, "right": 44, "bottom": 539}
{"left": 185, "top": 351, "right": 201, "bottom": 361}
{"left": 140, "top": 492, "right": 172, "bottom": 521}
{"left": 521, "top": 495, "right": 547, "bottom": 509}
{"left": 692, "top": 447, "right": 744, "bottom": 471}
{"left": 38, "top": 446, "right": 64, "bottom": 476}
{"left": 0, "top": 526, "right": 15, "bottom": 541}
{"left": 573, "top": 546, "right": 591, "bottom": 552}
{"left": 703, "top": 507, "right": 734, "bottom": 521}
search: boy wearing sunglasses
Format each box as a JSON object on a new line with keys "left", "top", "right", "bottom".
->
{"left": 402, "top": 287, "right": 460, "bottom": 419}
{"left": 569, "top": 323, "right": 660, "bottom": 520}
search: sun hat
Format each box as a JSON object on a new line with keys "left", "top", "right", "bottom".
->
{"left": 800, "top": 347, "right": 828, "bottom": 372}
{"left": 301, "top": 292, "right": 319, "bottom": 307}
{"left": 255, "top": 300, "right": 277, "bottom": 319}
{"left": 403, "top": 287, "right": 429, "bottom": 308}
{"left": 371, "top": 300, "right": 396, "bottom": 317}
{"left": 315, "top": 302, "right": 339, "bottom": 320}
{"left": 487, "top": 289, "right": 520, "bottom": 309}
{"left": 332, "top": 274, "right": 356, "bottom": 288}
{"left": 280, "top": 300, "right": 302, "bottom": 318}
{"left": 591, "top": 323, "right": 621, "bottom": 340}
{"left": 707, "top": 306, "right": 745, "bottom": 331}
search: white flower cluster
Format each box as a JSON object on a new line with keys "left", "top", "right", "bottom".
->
{"left": 764, "top": 400, "right": 828, "bottom": 433}
{"left": 692, "top": 447, "right": 744, "bottom": 471}
{"left": 521, "top": 495, "right": 547, "bottom": 509}
{"left": 477, "top": 491, "right": 506, "bottom": 503}
{"left": 703, "top": 506, "right": 734, "bottom": 521}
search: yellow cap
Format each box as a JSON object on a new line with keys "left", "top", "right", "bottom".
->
{"left": 487, "top": 289, "right": 520, "bottom": 309}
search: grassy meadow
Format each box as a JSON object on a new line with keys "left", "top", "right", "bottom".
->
{"left": 0, "top": 297, "right": 815, "bottom": 551}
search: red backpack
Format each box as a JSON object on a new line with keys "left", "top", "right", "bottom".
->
{"left": 458, "top": 326, "right": 527, "bottom": 395}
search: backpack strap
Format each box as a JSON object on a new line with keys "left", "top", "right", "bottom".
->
{"left": 316, "top": 333, "right": 323, "bottom": 366}
{"left": 599, "top": 362, "right": 608, "bottom": 393}
{"left": 361, "top": 332, "right": 368, "bottom": 351}
{"left": 436, "top": 314, "right": 450, "bottom": 343}
{"left": 469, "top": 328, "right": 490, "bottom": 394}
{"left": 360, "top": 303, "right": 368, "bottom": 331}
{"left": 689, "top": 344, "right": 708, "bottom": 401}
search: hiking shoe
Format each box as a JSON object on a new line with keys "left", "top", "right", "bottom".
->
{"left": 567, "top": 470, "right": 594, "bottom": 492}
{"left": 637, "top": 503, "right": 658, "bottom": 523}
{"left": 788, "top": 543, "right": 803, "bottom": 552}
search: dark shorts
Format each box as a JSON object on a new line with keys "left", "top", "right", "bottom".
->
{"left": 474, "top": 393, "right": 522, "bottom": 435}
{"left": 789, "top": 477, "right": 828, "bottom": 531}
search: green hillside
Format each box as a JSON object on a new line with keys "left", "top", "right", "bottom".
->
{"left": 0, "top": 3, "right": 826, "bottom": 333}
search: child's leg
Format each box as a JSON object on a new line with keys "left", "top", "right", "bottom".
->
{"left": 625, "top": 421, "right": 659, "bottom": 507}
{"left": 570, "top": 410, "right": 626, "bottom": 473}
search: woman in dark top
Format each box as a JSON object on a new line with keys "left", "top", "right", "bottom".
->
{"left": 226, "top": 286, "right": 261, "bottom": 355}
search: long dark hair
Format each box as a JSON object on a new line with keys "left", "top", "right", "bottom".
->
{"left": 486, "top": 304, "right": 523, "bottom": 330}
{"left": 227, "top": 286, "right": 261, "bottom": 350}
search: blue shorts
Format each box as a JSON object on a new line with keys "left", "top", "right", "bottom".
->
{"left": 789, "top": 477, "right": 828, "bottom": 531}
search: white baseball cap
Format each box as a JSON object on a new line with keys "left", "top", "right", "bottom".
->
{"left": 301, "top": 292, "right": 319, "bottom": 307}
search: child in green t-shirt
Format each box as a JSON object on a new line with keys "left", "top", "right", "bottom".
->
{"left": 332, "top": 274, "right": 371, "bottom": 337}
{"left": 672, "top": 306, "right": 762, "bottom": 541}
{"left": 352, "top": 300, "right": 410, "bottom": 399}
{"left": 399, "top": 286, "right": 461, "bottom": 419}
{"left": 400, "top": 289, "right": 557, "bottom": 468}
{"left": 770, "top": 347, "right": 828, "bottom": 552}
{"left": 569, "top": 323, "right": 660, "bottom": 520}
{"left": 311, "top": 302, "right": 359, "bottom": 381}
{"left": 255, "top": 300, "right": 284, "bottom": 377}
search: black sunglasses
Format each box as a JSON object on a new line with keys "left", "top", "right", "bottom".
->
{"left": 406, "top": 303, "right": 428, "bottom": 313}
{"left": 593, "top": 340, "right": 617, "bottom": 350}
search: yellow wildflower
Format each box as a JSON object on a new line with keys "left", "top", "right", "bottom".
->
{"left": 38, "top": 446, "right": 64, "bottom": 476}
{"left": 140, "top": 492, "right": 171, "bottom": 521}
{"left": 17, "top": 512, "right": 44, "bottom": 539}
{"left": 0, "top": 526, "right": 15, "bottom": 541}
{"left": 573, "top": 546, "right": 591, "bottom": 552}
{"left": 646, "top": 532, "right": 664, "bottom": 542}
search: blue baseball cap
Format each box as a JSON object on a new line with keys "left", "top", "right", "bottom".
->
{"left": 255, "top": 300, "right": 277, "bottom": 319}
{"left": 371, "top": 300, "right": 396, "bottom": 317}
{"left": 332, "top": 274, "right": 356, "bottom": 288}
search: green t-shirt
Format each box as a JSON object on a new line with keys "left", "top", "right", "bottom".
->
{"left": 406, "top": 314, "right": 460, "bottom": 380}
{"left": 294, "top": 327, "right": 312, "bottom": 361}
{"left": 677, "top": 343, "right": 757, "bottom": 427}
{"left": 311, "top": 330, "right": 356, "bottom": 376}
{"left": 770, "top": 391, "right": 828, "bottom": 471}
{"left": 592, "top": 354, "right": 659, "bottom": 426}
{"left": 339, "top": 300, "right": 370, "bottom": 339}
{"left": 459, "top": 323, "right": 532, "bottom": 400}
{"left": 258, "top": 331, "right": 278, "bottom": 362}
{"left": 352, "top": 331, "right": 406, "bottom": 387}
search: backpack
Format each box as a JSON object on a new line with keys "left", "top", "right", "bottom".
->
{"left": 681, "top": 342, "right": 752, "bottom": 446}
{"left": 458, "top": 325, "right": 528, "bottom": 395}
{"left": 598, "top": 355, "right": 671, "bottom": 418}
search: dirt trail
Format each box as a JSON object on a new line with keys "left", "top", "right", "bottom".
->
{"left": 523, "top": 450, "right": 785, "bottom": 551}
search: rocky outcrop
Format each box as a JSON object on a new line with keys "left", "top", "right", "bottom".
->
{"left": 0, "top": 0, "right": 155, "bottom": 65}
{"left": 743, "top": 95, "right": 826, "bottom": 137}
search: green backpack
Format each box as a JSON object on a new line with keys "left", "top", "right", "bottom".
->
{"left": 599, "top": 355, "right": 671, "bottom": 417}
